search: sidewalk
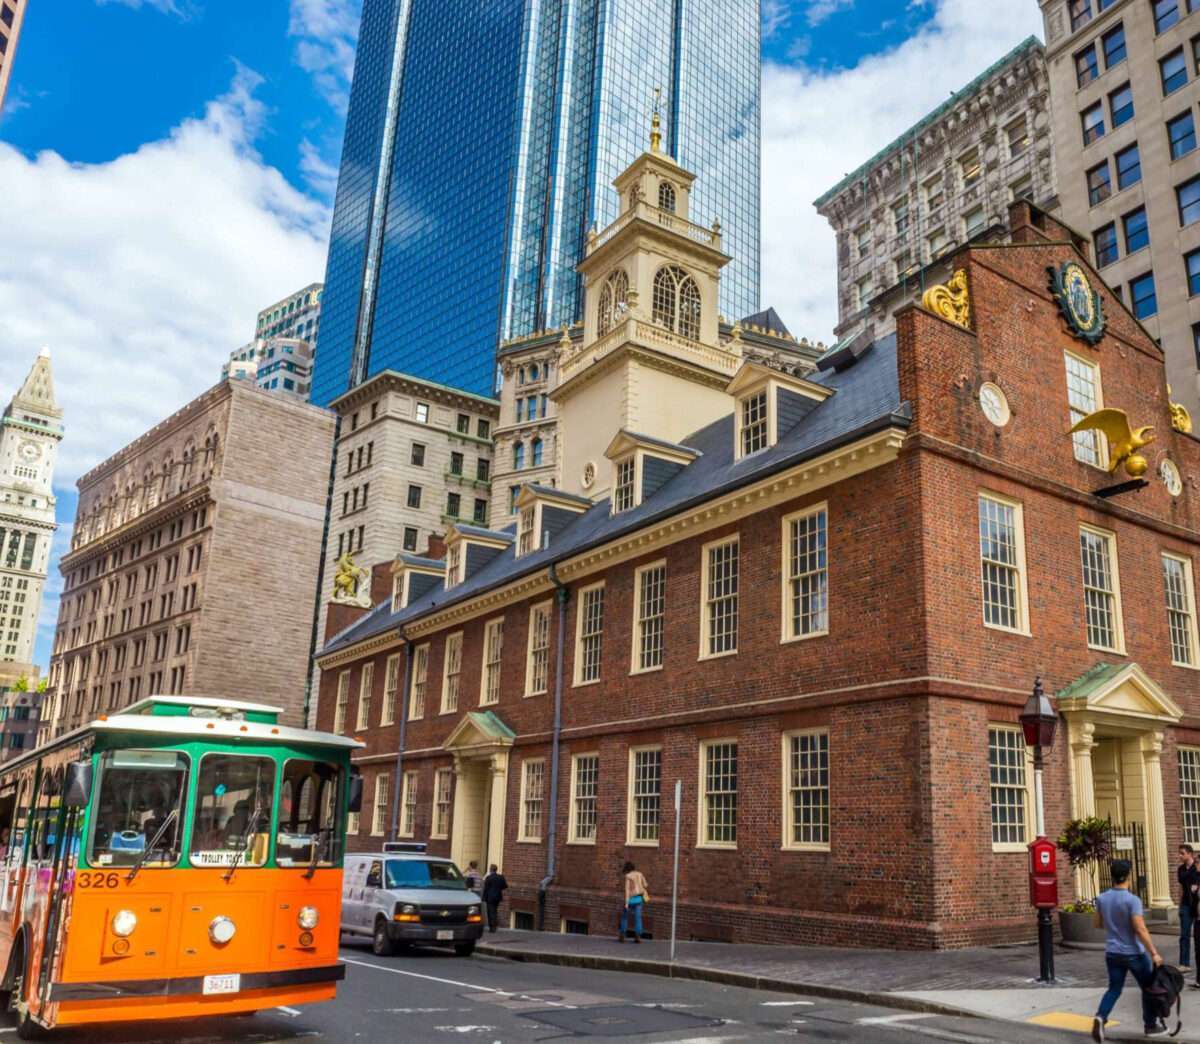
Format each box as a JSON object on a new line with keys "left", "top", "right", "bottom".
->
{"left": 476, "top": 928, "right": 1200, "bottom": 1039}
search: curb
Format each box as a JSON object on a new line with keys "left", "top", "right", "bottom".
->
{"left": 474, "top": 942, "right": 983, "bottom": 1020}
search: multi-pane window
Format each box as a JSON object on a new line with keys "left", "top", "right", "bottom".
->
{"left": 785, "top": 508, "right": 828, "bottom": 639}
{"left": 355, "top": 662, "right": 374, "bottom": 731}
{"left": 651, "top": 265, "right": 701, "bottom": 340}
{"left": 629, "top": 748, "right": 662, "bottom": 843}
{"left": 1087, "top": 162, "right": 1111, "bottom": 206}
{"left": 432, "top": 768, "right": 452, "bottom": 838}
{"left": 382, "top": 653, "right": 400, "bottom": 725}
{"left": 570, "top": 754, "right": 599, "bottom": 843}
{"left": 988, "top": 727, "right": 1027, "bottom": 847}
{"left": 371, "top": 772, "right": 390, "bottom": 836}
{"left": 1076, "top": 44, "right": 1099, "bottom": 87}
{"left": 481, "top": 619, "right": 504, "bottom": 705}
{"left": 1007, "top": 119, "right": 1029, "bottom": 158}
{"left": 1124, "top": 206, "right": 1149, "bottom": 252}
{"left": 1154, "top": 0, "right": 1180, "bottom": 32}
{"left": 400, "top": 771, "right": 418, "bottom": 838}
{"left": 786, "top": 732, "right": 830, "bottom": 848}
{"left": 1102, "top": 23, "right": 1126, "bottom": 67}
{"left": 1081, "top": 526, "right": 1121, "bottom": 650}
{"left": 703, "top": 538, "right": 739, "bottom": 656}
{"left": 1181, "top": 175, "right": 1200, "bottom": 226}
{"left": 614, "top": 457, "right": 636, "bottom": 513}
{"left": 1187, "top": 249, "right": 1200, "bottom": 296}
{"left": 333, "top": 670, "right": 350, "bottom": 733}
{"left": 740, "top": 392, "right": 768, "bottom": 457}
{"left": 634, "top": 563, "right": 666, "bottom": 672}
{"left": 526, "top": 603, "right": 551, "bottom": 696}
{"left": 892, "top": 200, "right": 909, "bottom": 235}
{"left": 1066, "top": 352, "right": 1104, "bottom": 466}
{"left": 701, "top": 741, "right": 738, "bottom": 846}
{"left": 1109, "top": 83, "right": 1134, "bottom": 128}
{"left": 520, "top": 759, "right": 545, "bottom": 841}
{"left": 959, "top": 149, "right": 981, "bottom": 187}
{"left": 1163, "top": 49, "right": 1188, "bottom": 95}
{"left": 442, "top": 632, "right": 462, "bottom": 713}
{"left": 1095, "top": 223, "right": 1118, "bottom": 267}
{"left": 979, "top": 495, "right": 1026, "bottom": 632}
{"left": 1163, "top": 554, "right": 1199, "bottom": 665}
{"left": 1130, "top": 271, "right": 1157, "bottom": 319}
{"left": 1169, "top": 110, "right": 1196, "bottom": 159}
{"left": 1115, "top": 145, "right": 1141, "bottom": 191}
{"left": 964, "top": 206, "right": 985, "bottom": 238}
{"left": 1081, "top": 102, "right": 1105, "bottom": 146}
{"left": 446, "top": 543, "right": 462, "bottom": 588}
{"left": 1069, "top": 0, "right": 1091, "bottom": 30}
{"left": 518, "top": 506, "right": 537, "bottom": 556}
{"left": 1181, "top": 748, "right": 1200, "bottom": 845}
{"left": 576, "top": 585, "right": 605, "bottom": 684}
{"left": 409, "top": 644, "right": 429, "bottom": 720}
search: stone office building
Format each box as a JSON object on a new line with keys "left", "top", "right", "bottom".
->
{"left": 43, "top": 380, "right": 334, "bottom": 738}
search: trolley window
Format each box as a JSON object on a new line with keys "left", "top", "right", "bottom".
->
{"left": 190, "top": 754, "right": 275, "bottom": 867}
{"left": 276, "top": 758, "right": 342, "bottom": 868}
{"left": 88, "top": 750, "right": 189, "bottom": 868}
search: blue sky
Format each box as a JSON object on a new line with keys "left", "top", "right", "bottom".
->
{"left": 3, "top": 0, "right": 1042, "bottom": 670}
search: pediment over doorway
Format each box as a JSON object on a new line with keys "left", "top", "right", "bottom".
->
{"left": 1056, "top": 662, "right": 1183, "bottom": 725}
{"left": 442, "top": 711, "right": 516, "bottom": 755}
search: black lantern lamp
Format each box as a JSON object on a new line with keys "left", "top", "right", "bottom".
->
{"left": 1020, "top": 676, "right": 1058, "bottom": 755}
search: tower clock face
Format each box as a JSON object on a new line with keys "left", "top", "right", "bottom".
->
{"left": 18, "top": 441, "right": 39, "bottom": 462}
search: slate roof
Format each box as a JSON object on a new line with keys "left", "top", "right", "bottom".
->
{"left": 320, "top": 333, "right": 908, "bottom": 658}
{"left": 396, "top": 554, "right": 444, "bottom": 571}
{"left": 739, "top": 307, "right": 792, "bottom": 338}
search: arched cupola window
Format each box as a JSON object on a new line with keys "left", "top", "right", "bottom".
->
{"left": 658, "top": 181, "right": 676, "bottom": 213}
{"left": 651, "top": 265, "right": 702, "bottom": 340}
{"left": 597, "top": 268, "right": 629, "bottom": 337}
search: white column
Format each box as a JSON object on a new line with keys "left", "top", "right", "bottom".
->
{"left": 1142, "top": 731, "right": 1172, "bottom": 910}
{"left": 486, "top": 753, "right": 509, "bottom": 872}
{"left": 449, "top": 756, "right": 468, "bottom": 870}
{"left": 1069, "top": 718, "right": 1098, "bottom": 899}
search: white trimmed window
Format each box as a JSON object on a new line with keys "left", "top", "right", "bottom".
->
{"left": 371, "top": 772, "right": 390, "bottom": 836}
{"left": 783, "top": 731, "right": 830, "bottom": 849}
{"left": 1080, "top": 525, "right": 1123, "bottom": 652}
{"left": 442, "top": 632, "right": 462, "bottom": 713}
{"left": 1181, "top": 748, "right": 1200, "bottom": 845}
{"left": 700, "top": 740, "right": 738, "bottom": 847}
{"left": 569, "top": 754, "right": 599, "bottom": 843}
{"left": 432, "top": 768, "right": 452, "bottom": 839}
{"left": 628, "top": 747, "right": 662, "bottom": 844}
{"left": 347, "top": 811, "right": 360, "bottom": 836}
{"left": 399, "top": 770, "right": 418, "bottom": 838}
{"left": 1065, "top": 352, "right": 1105, "bottom": 467}
{"left": 355, "top": 662, "right": 375, "bottom": 731}
{"left": 1163, "top": 554, "right": 1199, "bottom": 667}
{"left": 526, "top": 602, "right": 551, "bottom": 696}
{"left": 633, "top": 562, "right": 666, "bottom": 672}
{"left": 978, "top": 494, "right": 1029, "bottom": 634}
{"left": 519, "top": 758, "right": 545, "bottom": 842}
{"left": 575, "top": 584, "right": 605, "bottom": 685}
{"left": 480, "top": 618, "right": 504, "bottom": 705}
{"left": 988, "top": 726, "right": 1029, "bottom": 849}
{"left": 783, "top": 506, "right": 828, "bottom": 640}
{"left": 614, "top": 456, "right": 636, "bottom": 514}
{"left": 739, "top": 392, "right": 768, "bottom": 457}
{"left": 409, "top": 644, "right": 429, "bottom": 720}
{"left": 333, "top": 670, "right": 350, "bottom": 734}
{"left": 518, "top": 506, "right": 537, "bottom": 557}
{"left": 701, "top": 537, "right": 739, "bottom": 658}
{"left": 391, "top": 574, "right": 404, "bottom": 613}
{"left": 382, "top": 653, "right": 401, "bottom": 725}
{"left": 446, "top": 542, "right": 463, "bottom": 588}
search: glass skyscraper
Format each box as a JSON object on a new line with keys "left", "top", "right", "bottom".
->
{"left": 312, "top": 0, "right": 761, "bottom": 406}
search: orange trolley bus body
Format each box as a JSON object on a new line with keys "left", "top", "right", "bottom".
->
{"left": 0, "top": 695, "right": 362, "bottom": 1036}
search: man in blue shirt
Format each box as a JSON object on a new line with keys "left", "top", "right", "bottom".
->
{"left": 1093, "top": 859, "right": 1165, "bottom": 1041}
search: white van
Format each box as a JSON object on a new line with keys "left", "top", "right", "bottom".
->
{"left": 342, "top": 848, "right": 483, "bottom": 956}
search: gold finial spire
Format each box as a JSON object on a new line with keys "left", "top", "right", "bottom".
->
{"left": 650, "top": 86, "right": 663, "bottom": 153}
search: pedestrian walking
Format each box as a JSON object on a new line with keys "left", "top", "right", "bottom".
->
{"left": 1179, "top": 845, "right": 1200, "bottom": 970}
{"left": 618, "top": 861, "right": 649, "bottom": 943}
{"left": 481, "top": 864, "right": 507, "bottom": 932}
{"left": 1092, "top": 858, "right": 1167, "bottom": 1041}
{"left": 464, "top": 860, "right": 482, "bottom": 893}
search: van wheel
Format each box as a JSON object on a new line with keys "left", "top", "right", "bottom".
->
{"left": 372, "top": 918, "right": 396, "bottom": 957}
{"left": 454, "top": 942, "right": 475, "bottom": 957}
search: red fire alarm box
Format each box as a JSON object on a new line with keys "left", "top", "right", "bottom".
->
{"left": 1028, "top": 837, "right": 1058, "bottom": 908}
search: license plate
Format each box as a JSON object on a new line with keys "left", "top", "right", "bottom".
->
{"left": 202, "top": 974, "right": 241, "bottom": 996}
{"left": 436, "top": 930, "right": 453, "bottom": 941}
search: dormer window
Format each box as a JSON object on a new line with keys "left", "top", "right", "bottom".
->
{"left": 658, "top": 181, "right": 676, "bottom": 212}
{"left": 445, "top": 543, "right": 463, "bottom": 588}
{"left": 740, "top": 392, "right": 768, "bottom": 457}
{"left": 605, "top": 431, "right": 700, "bottom": 516}
{"left": 652, "top": 265, "right": 701, "bottom": 340}
{"left": 391, "top": 573, "right": 404, "bottom": 612}
{"left": 727, "top": 361, "right": 834, "bottom": 462}
{"left": 518, "top": 506, "right": 537, "bottom": 556}
{"left": 597, "top": 269, "right": 629, "bottom": 337}
{"left": 614, "top": 457, "right": 636, "bottom": 513}
{"left": 514, "top": 485, "right": 591, "bottom": 558}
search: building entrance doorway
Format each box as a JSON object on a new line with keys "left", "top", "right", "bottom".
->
{"left": 442, "top": 711, "right": 514, "bottom": 875}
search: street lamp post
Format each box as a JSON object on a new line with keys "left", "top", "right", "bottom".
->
{"left": 1020, "top": 675, "right": 1059, "bottom": 984}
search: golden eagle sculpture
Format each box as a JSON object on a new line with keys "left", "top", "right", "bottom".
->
{"left": 1068, "top": 408, "right": 1155, "bottom": 478}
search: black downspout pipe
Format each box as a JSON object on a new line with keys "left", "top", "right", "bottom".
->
{"left": 539, "top": 564, "right": 569, "bottom": 931}
{"left": 387, "top": 635, "right": 412, "bottom": 842}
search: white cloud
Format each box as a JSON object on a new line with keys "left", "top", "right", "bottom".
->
{"left": 762, "top": 0, "right": 792, "bottom": 38}
{"left": 288, "top": 0, "right": 361, "bottom": 112}
{"left": 761, "top": 0, "right": 1043, "bottom": 343}
{"left": 0, "top": 64, "right": 330, "bottom": 492}
{"left": 299, "top": 137, "right": 340, "bottom": 199}
{"left": 96, "top": 0, "right": 195, "bottom": 16}
{"left": 806, "top": 0, "right": 853, "bottom": 27}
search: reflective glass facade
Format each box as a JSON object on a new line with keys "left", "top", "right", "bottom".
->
{"left": 312, "top": 0, "right": 760, "bottom": 406}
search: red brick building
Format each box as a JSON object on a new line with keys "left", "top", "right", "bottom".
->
{"left": 315, "top": 182, "right": 1200, "bottom": 949}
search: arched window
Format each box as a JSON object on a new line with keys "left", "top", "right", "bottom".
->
{"left": 597, "top": 268, "right": 629, "bottom": 337}
{"left": 652, "top": 265, "right": 702, "bottom": 339}
{"left": 532, "top": 438, "right": 543, "bottom": 467}
{"left": 513, "top": 442, "right": 525, "bottom": 470}
{"left": 658, "top": 181, "right": 676, "bottom": 213}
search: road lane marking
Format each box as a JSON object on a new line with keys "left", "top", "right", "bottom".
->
{"left": 340, "top": 955, "right": 576, "bottom": 1008}
{"left": 857, "top": 1014, "right": 936, "bottom": 1025}
{"left": 276, "top": 1006, "right": 303, "bottom": 1016}
{"left": 761, "top": 1000, "right": 814, "bottom": 1006}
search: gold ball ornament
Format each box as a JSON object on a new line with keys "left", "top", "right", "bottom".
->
{"left": 1125, "top": 454, "right": 1149, "bottom": 478}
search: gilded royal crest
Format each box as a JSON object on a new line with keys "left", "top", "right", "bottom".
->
{"left": 920, "top": 269, "right": 971, "bottom": 330}
{"left": 1049, "top": 261, "right": 1105, "bottom": 345}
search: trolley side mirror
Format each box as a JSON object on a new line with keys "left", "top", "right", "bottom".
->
{"left": 64, "top": 760, "right": 94, "bottom": 808}
{"left": 347, "top": 772, "right": 363, "bottom": 814}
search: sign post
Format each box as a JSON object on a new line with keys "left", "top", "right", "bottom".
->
{"left": 670, "top": 779, "right": 681, "bottom": 962}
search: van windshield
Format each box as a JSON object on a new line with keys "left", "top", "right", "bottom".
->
{"left": 88, "top": 749, "right": 189, "bottom": 868}
{"left": 385, "top": 859, "right": 467, "bottom": 890}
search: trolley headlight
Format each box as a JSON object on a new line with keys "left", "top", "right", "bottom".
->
{"left": 209, "top": 915, "right": 237, "bottom": 945}
{"left": 111, "top": 910, "right": 138, "bottom": 938}
{"left": 297, "top": 906, "right": 319, "bottom": 930}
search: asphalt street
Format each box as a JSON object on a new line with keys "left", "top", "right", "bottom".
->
{"left": 10, "top": 939, "right": 1098, "bottom": 1043}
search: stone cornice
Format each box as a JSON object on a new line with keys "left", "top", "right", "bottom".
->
{"left": 329, "top": 369, "right": 499, "bottom": 417}
{"left": 61, "top": 483, "right": 212, "bottom": 569}
{"left": 316, "top": 630, "right": 404, "bottom": 670}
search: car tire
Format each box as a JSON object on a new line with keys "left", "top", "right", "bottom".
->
{"left": 454, "top": 942, "right": 475, "bottom": 957}
{"left": 372, "top": 918, "right": 396, "bottom": 957}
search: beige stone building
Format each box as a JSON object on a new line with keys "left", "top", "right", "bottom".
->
{"left": 43, "top": 380, "right": 334, "bottom": 739}
{"left": 814, "top": 36, "right": 1054, "bottom": 343}
{"left": 1040, "top": 0, "right": 1200, "bottom": 415}
{"left": 0, "top": 0, "right": 27, "bottom": 118}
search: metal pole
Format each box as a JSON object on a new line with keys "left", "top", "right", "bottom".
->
{"left": 670, "top": 779, "right": 681, "bottom": 962}
{"left": 1033, "top": 745, "right": 1055, "bottom": 983}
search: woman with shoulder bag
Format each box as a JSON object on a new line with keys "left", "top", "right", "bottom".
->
{"left": 619, "top": 861, "right": 650, "bottom": 943}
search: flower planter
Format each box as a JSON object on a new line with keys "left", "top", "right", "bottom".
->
{"left": 1060, "top": 909, "right": 1106, "bottom": 945}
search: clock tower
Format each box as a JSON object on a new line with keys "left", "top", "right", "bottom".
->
{"left": 0, "top": 348, "right": 62, "bottom": 687}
